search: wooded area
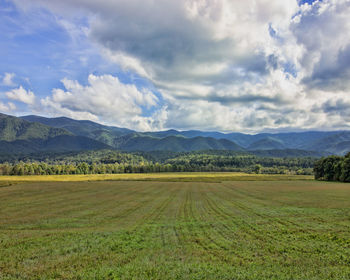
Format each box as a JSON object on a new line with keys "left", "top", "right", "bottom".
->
{"left": 314, "top": 153, "right": 350, "bottom": 182}
{"left": 0, "top": 150, "right": 315, "bottom": 175}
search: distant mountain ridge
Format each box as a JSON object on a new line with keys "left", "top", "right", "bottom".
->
{"left": 22, "top": 115, "right": 133, "bottom": 147}
{"left": 0, "top": 113, "right": 111, "bottom": 153}
{"left": 1, "top": 113, "right": 70, "bottom": 141}
{"left": 247, "top": 137, "right": 285, "bottom": 151}
{"left": 143, "top": 129, "right": 350, "bottom": 154}
{"left": 0, "top": 113, "right": 343, "bottom": 155}
{"left": 114, "top": 134, "right": 244, "bottom": 152}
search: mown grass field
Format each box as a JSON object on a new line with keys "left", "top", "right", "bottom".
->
{"left": 0, "top": 172, "right": 312, "bottom": 182}
{"left": 1, "top": 174, "right": 350, "bottom": 279}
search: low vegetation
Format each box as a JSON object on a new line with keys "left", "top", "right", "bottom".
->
{"left": 0, "top": 172, "right": 312, "bottom": 183}
{"left": 0, "top": 175, "right": 349, "bottom": 279}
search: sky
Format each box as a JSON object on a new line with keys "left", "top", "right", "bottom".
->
{"left": 0, "top": 0, "right": 350, "bottom": 133}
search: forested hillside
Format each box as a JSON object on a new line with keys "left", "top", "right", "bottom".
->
{"left": 0, "top": 113, "right": 348, "bottom": 157}
{"left": 0, "top": 113, "right": 110, "bottom": 153}
{"left": 0, "top": 113, "right": 70, "bottom": 141}
{"left": 22, "top": 115, "right": 133, "bottom": 146}
{"left": 21, "top": 114, "right": 350, "bottom": 155}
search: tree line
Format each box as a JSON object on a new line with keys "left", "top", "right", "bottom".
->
{"left": 0, "top": 162, "right": 174, "bottom": 175}
{"left": 0, "top": 161, "right": 313, "bottom": 175}
{"left": 0, "top": 150, "right": 316, "bottom": 175}
{"left": 314, "top": 153, "right": 350, "bottom": 182}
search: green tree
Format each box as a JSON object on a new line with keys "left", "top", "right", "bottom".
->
{"left": 253, "top": 164, "right": 262, "bottom": 174}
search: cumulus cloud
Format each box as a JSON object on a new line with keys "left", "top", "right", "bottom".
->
{"left": 292, "top": 0, "right": 350, "bottom": 90}
{"left": 1, "top": 73, "right": 16, "bottom": 87}
{"left": 10, "top": 0, "right": 350, "bottom": 131}
{"left": 0, "top": 101, "right": 16, "bottom": 112}
{"left": 40, "top": 74, "right": 161, "bottom": 131}
{"left": 89, "top": 0, "right": 299, "bottom": 96}
{"left": 6, "top": 86, "right": 36, "bottom": 105}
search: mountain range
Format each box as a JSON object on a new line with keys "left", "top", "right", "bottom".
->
{"left": 0, "top": 113, "right": 348, "bottom": 156}
{"left": 0, "top": 114, "right": 109, "bottom": 153}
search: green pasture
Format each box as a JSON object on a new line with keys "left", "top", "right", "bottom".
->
{"left": 0, "top": 174, "right": 349, "bottom": 279}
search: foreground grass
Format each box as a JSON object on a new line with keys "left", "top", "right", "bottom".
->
{"left": 1, "top": 177, "right": 350, "bottom": 279}
{"left": 0, "top": 172, "right": 313, "bottom": 183}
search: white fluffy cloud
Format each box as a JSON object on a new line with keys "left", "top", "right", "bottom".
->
{"left": 10, "top": 0, "right": 350, "bottom": 132}
{"left": 292, "top": 0, "right": 350, "bottom": 90}
{"left": 0, "top": 101, "right": 16, "bottom": 113}
{"left": 40, "top": 74, "right": 161, "bottom": 131}
{"left": 0, "top": 101, "right": 15, "bottom": 113}
{"left": 6, "top": 86, "right": 36, "bottom": 105}
{"left": 1, "top": 73, "right": 16, "bottom": 87}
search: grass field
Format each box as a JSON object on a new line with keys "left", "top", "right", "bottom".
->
{"left": 1, "top": 174, "right": 350, "bottom": 279}
{"left": 0, "top": 172, "right": 313, "bottom": 182}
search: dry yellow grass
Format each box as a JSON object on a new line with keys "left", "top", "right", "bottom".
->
{"left": 0, "top": 172, "right": 313, "bottom": 182}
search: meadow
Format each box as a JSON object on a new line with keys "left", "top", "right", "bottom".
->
{"left": 0, "top": 172, "right": 312, "bottom": 182}
{"left": 1, "top": 173, "right": 350, "bottom": 279}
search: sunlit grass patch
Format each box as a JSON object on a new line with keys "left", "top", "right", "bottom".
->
{"left": 0, "top": 172, "right": 313, "bottom": 183}
{"left": 1, "top": 179, "right": 349, "bottom": 279}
